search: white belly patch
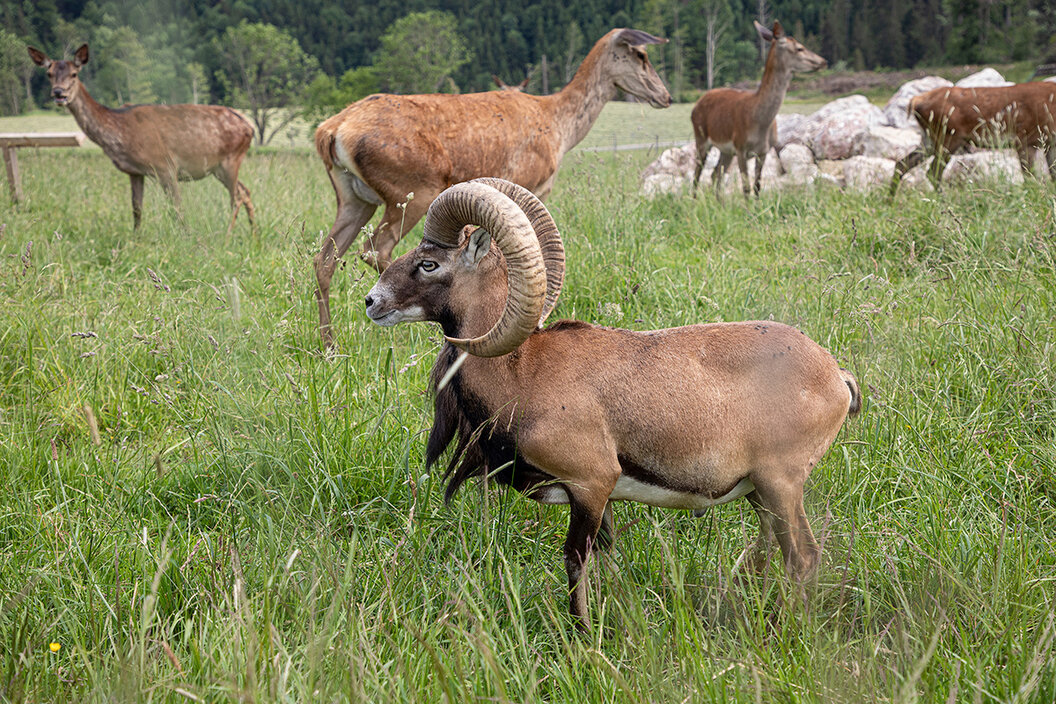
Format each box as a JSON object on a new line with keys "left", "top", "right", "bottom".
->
{"left": 609, "top": 475, "right": 755, "bottom": 510}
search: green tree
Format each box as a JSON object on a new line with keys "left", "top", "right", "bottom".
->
{"left": 91, "top": 25, "right": 156, "bottom": 105}
{"left": 372, "top": 11, "right": 471, "bottom": 94}
{"left": 0, "top": 29, "right": 33, "bottom": 114}
{"left": 302, "top": 66, "right": 378, "bottom": 128}
{"left": 216, "top": 21, "right": 319, "bottom": 145}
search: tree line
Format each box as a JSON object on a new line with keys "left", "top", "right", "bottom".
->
{"left": 3, "top": 0, "right": 1055, "bottom": 133}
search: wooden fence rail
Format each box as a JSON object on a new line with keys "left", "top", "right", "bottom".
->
{"left": 0, "top": 132, "right": 86, "bottom": 202}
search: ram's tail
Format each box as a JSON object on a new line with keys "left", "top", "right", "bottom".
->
{"left": 840, "top": 368, "right": 862, "bottom": 416}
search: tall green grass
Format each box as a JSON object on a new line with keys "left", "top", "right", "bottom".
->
{"left": 1, "top": 145, "right": 1054, "bottom": 702}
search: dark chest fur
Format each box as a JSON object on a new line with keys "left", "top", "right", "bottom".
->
{"left": 425, "top": 345, "right": 556, "bottom": 502}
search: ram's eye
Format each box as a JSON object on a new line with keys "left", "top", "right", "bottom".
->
{"left": 418, "top": 260, "right": 438, "bottom": 272}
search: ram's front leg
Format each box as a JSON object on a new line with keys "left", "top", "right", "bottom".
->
{"left": 564, "top": 489, "right": 611, "bottom": 630}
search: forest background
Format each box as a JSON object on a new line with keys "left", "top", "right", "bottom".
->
{"left": 2, "top": 0, "right": 1056, "bottom": 141}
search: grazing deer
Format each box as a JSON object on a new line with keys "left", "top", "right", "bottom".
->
{"left": 691, "top": 21, "right": 826, "bottom": 200}
{"left": 29, "top": 44, "right": 255, "bottom": 233}
{"left": 313, "top": 28, "right": 671, "bottom": 349}
{"left": 890, "top": 82, "right": 1056, "bottom": 195}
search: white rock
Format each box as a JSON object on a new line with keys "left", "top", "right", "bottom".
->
{"left": 778, "top": 144, "right": 818, "bottom": 185}
{"left": 775, "top": 113, "right": 806, "bottom": 150}
{"left": 863, "top": 125, "right": 921, "bottom": 160}
{"left": 816, "top": 159, "right": 846, "bottom": 186}
{"left": 641, "top": 143, "right": 697, "bottom": 181}
{"left": 955, "top": 68, "right": 1012, "bottom": 88}
{"left": 642, "top": 172, "right": 689, "bottom": 197}
{"left": 882, "top": 76, "right": 953, "bottom": 129}
{"left": 943, "top": 150, "right": 1024, "bottom": 184}
{"left": 842, "top": 156, "right": 895, "bottom": 190}
{"left": 785, "top": 95, "right": 885, "bottom": 160}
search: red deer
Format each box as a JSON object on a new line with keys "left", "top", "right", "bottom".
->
{"left": 313, "top": 28, "right": 671, "bottom": 349}
{"left": 364, "top": 178, "right": 861, "bottom": 628}
{"left": 890, "top": 82, "right": 1056, "bottom": 194}
{"left": 29, "top": 44, "right": 255, "bottom": 233}
{"left": 691, "top": 21, "right": 826, "bottom": 200}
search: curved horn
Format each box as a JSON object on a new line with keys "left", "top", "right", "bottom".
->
{"left": 422, "top": 181, "right": 546, "bottom": 357}
{"left": 470, "top": 178, "right": 564, "bottom": 325}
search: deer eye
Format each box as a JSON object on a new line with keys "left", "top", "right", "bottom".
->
{"left": 418, "top": 260, "right": 438, "bottom": 272}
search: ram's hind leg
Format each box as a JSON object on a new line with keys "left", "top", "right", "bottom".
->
{"left": 749, "top": 476, "right": 819, "bottom": 582}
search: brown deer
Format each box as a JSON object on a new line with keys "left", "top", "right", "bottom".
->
{"left": 890, "top": 82, "right": 1056, "bottom": 195}
{"left": 691, "top": 21, "right": 826, "bottom": 200}
{"left": 29, "top": 44, "right": 255, "bottom": 233}
{"left": 313, "top": 28, "right": 671, "bottom": 349}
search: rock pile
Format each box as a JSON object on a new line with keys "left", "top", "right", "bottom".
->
{"left": 642, "top": 68, "right": 1043, "bottom": 197}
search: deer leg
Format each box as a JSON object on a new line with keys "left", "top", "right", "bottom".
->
{"left": 130, "top": 174, "right": 144, "bottom": 230}
{"left": 1045, "top": 144, "right": 1056, "bottom": 182}
{"left": 214, "top": 163, "right": 243, "bottom": 236}
{"left": 361, "top": 195, "right": 433, "bottom": 272}
{"left": 928, "top": 146, "right": 950, "bottom": 191}
{"left": 712, "top": 152, "right": 733, "bottom": 202}
{"left": 1015, "top": 144, "right": 1036, "bottom": 178}
{"left": 890, "top": 148, "right": 926, "bottom": 196}
{"left": 215, "top": 160, "right": 256, "bottom": 235}
{"left": 238, "top": 181, "right": 256, "bottom": 229}
{"left": 736, "top": 151, "right": 751, "bottom": 201}
{"left": 157, "top": 170, "right": 183, "bottom": 222}
{"left": 692, "top": 144, "right": 709, "bottom": 198}
{"left": 753, "top": 151, "right": 766, "bottom": 197}
{"left": 315, "top": 170, "right": 378, "bottom": 349}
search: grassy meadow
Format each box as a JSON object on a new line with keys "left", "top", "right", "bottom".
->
{"left": 0, "top": 120, "right": 1055, "bottom": 702}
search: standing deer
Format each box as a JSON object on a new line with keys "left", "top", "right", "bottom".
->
{"left": 889, "top": 82, "right": 1056, "bottom": 195}
{"left": 691, "top": 21, "right": 826, "bottom": 200}
{"left": 29, "top": 44, "right": 255, "bottom": 233}
{"left": 313, "top": 28, "right": 671, "bottom": 349}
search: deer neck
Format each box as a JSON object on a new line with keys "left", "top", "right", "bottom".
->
{"left": 65, "top": 82, "right": 123, "bottom": 150}
{"left": 546, "top": 46, "right": 616, "bottom": 155}
{"left": 752, "top": 50, "right": 793, "bottom": 126}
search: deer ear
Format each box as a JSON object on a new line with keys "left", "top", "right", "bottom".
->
{"left": 74, "top": 44, "right": 89, "bottom": 67}
{"left": 754, "top": 21, "right": 774, "bottom": 43}
{"left": 615, "top": 29, "right": 667, "bottom": 47}
{"left": 27, "top": 46, "right": 50, "bottom": 68}
{"left": 772, "top": 21, "right": 784, "bottom": 38}
{"left": 518, "top": 77, "right": 529, "bottom": 89}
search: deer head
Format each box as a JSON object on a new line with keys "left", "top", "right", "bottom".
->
{"left": 28, "top": 44, "right": 90, "bottom": 107}
{"left": 754, "top": 21, "right": 827, "bottom": 74}
{"left": 606, "top": 29, "right": 672, "bottom": 109}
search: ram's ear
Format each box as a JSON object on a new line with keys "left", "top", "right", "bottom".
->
{"left": 461, "top": 226, "right": 492, "bottom": 267}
